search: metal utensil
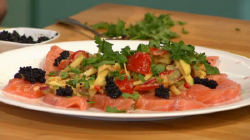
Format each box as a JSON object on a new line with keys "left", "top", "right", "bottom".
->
{"left": 56, "top": 18, "right": 126, "bottom": 40}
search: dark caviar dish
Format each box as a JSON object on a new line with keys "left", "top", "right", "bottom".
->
{"left": 155, "top": 85, "right": 170, "bottom": 99}
{"left": 0, "top": 30, "right": 52, "bottom": 44}
{"left": 14, "top": 66, "right": 46, "bottom": 84}
{"left": 53, "top": 51, "right": 70, "bottom": 66}
{"left": 105, "top": 76, "right": 122, "bottom": 99}
{"left": 56, "top": 85, "right": 73, "bottom": 97}
{"left": 193, "top": 77, "right": 218, "bottom": 89}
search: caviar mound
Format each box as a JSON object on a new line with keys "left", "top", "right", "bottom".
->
{"left": 56, "top": 85, "right": 73, "bottom": 97}
{"left": 92, "top": 94, "right": 135, "bottom": 111}
{"left": 14, "top": 66, "right": 46, "bottom": 84}
{"left": 3, "top": 78, "right": 47, "bottom": 98}
{"left": 193, "top": 77, "right": 218, "bottom": 89}
{"left": 43, "top": 93, "right": 88, "bottom": 110}
{"left": 155, "top": 85, "right": 170, "bottom": 99}
{"left": 105, "top": 76, "right": 122, "bottom": 99}
{"left": 53, "top": 51, "right": 70, "bottom": 66}
{"left": 0, "top": 30, "right": 50, "bottom": 44}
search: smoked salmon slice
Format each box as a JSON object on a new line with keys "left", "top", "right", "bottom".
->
{"left": 92, "top": 94, "right": 135, "bottom": 111}
{"left": 43, "top": 45, "right": 73, "bottom": 75}
{"left": 3, "top": 78, "right": 47, "bottom": 98}
{"left": 43, "top": 93, "right": 88, "bottom": 110}
{"left": 187, "top": 74, "right": 241, "bottom": 104}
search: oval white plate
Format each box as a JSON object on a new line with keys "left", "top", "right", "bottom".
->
{"left": 0, "top": 40, "right": 250, "bottom": 121}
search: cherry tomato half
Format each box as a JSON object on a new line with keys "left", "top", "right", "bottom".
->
{"left": 127, "top": 52, "right": 152, "bottom": 75}
{"left": 115, "top": 76, "right": 134, "bottom": 94}
{"left": 69, "top": 50, "right": 89, "bottom": 64}
{"left": 134, "top": 84, "right": 160, "bottom": 91}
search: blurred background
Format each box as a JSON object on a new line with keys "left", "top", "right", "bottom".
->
{"left": 1, "top": 0, "right": 250, "bottom": 28}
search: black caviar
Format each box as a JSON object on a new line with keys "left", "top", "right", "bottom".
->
{"left": 155, "top": 85, "right": 170, "bottom": 99}
{"left": 105, "top": 76, "right": 122, "bottom": 99}
{"left": 53, "top": 51, "right": 70, "bottom": 66}
{"left": 0, "top": 30, "right": 50, "bottom": 44}
{"left": 194, "top": 77, "right": 218, "bottom": 89}
{"left": 14, "top": 66, "right": 46, "bottom": 84}
{"left": 56, "top": 85, "right": 73, "bottom": 97}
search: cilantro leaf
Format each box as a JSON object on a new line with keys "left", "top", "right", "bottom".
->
{"left": 84, "top": 82, "right": 90, "bottom": 89}
{"left": 121, "top": 46, "right": 136, "bottom": 56}
{"left": 48, "top": 71, "right": 58, "bottom": 76}
{"left": 60, "top": 71, "right": 69, "bottom": 79}
{"left": 151, "top": 64, "right": 165, "bottom": 76}
{"left": 204, "top": 63, "right": 220, "bottom": 75}
{"left": 235, "top": 28, "right": 240, "bottom": 31}
{"left": 121, "top": 93, "right": 140, "bottom": 101}
{"left": 91, "top": 22, "right": 109, "bottom": 29}
{"left": 67, "top": 66, "right": 81, "bottom": 74}
{"left": 137, "top": 44, "right": 149, "bottom": 53}
{"left": 138, "top": 74, "right": 146, "bottom": 83}
{"left": 103, "top": 19, "right": 126, "bottom": 37}
{"left": 176, "top": 21, "right": 186, "bottom": 25}
{"left": 182, "top": 27, "right": 189, "bottom": 34}
{"left": 105, "top": 106, "right": 127, "bottom": 113}
{"left": 87, "top": 101, "right": 96, "bottom": 104}
{"left": 148, "top": 40, "right": 161, "bottom": 48}
{"left": 194, "top": 63, "right": 199, "bottom": 71}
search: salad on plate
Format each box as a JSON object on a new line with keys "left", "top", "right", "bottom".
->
{"left": 2, "top": 36, "right": 241, "bottom": 113}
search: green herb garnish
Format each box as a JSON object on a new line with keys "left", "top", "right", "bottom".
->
{"left": 138, "top": 74, "right": 146, "bottom": 83}
{"left": 182, "top": 27, "right": 189, "bottom": 34}
{"left": 105, "top": 106, "right": 127, "bottom": 113}
{"left": 121, "top": 93, "right": 140, "bottom": 101}
{"left": 151, "top": 64, "right": 165, "bottom": 76}
{"left": 60, "top": 71, "right": 69, "bottom": 79}
{"left": 48, "top": 71, "right": 58, "bottom": 76}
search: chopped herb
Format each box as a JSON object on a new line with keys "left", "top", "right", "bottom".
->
{"left": 84, "top": 82, "right": 90, "bottom": 89}
{"left": 118, "top": 76, "right": 125, "bottom": 81}
{"left": 176, "top": 21, "right": 186, "bottom": 25}
{"left": 182, "top": 27, "right": 189, "bottom": 34}
{"left": 105, "top": 106, "right": 127, "bottom": 113}
{"left": 67, "top": 66, "right": 81, "bottom": 74}
{"left": 194, "top": 63, "right": 199, "bottom": 71}
{"left": 91, "top": 22, "right": 109, "bottom": 29}
{"left": 60, "top": 71, "right": 68, "bottom": 79}
{"left": 48, "top": 71, "right": 58, "bottom": 76}
{"left": 151, "top": 64, "right": 165, "bottom": 76}
{"left": 130, "top": 104, "right": 136, "bottom": 110}
{"left": 121, "top": 46, "right": 136, "bottom": 56}
{"left": 87, "top": 101, "right": 96, "bottom": 104}
{"left": 94, "top": 60, "right": 115, "bottom": 68}
{"left": 121, "top": 92, "right": 140, "bottom": 101}
{"left": 235, "top": 28, "right": 240, "bottom": 31}
{"left": 204, "top": 63, "right": 220, "bottom": 75}
{"left": 138, "top": 74, "right": 146, "bottom": 83}
{"left": 137, "top": 44, "right": 149, "bottom": 53}
{"left": 66, "top": 96, "right": 71, "bottom": 98}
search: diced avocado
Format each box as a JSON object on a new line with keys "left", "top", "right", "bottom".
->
{"left": 179, "top": 59, "right": 191, "bottom": 75}
{"left": 185, "top": 75, "right": 194, "bottom": 86}
{"left": 63, "top": 55, "right": 84, "bottom": 72}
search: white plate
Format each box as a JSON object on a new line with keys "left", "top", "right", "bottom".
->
{"left": 0, "top": 27, "right": 60, "bottom": 53}
{"left": 0, "top": 40, "right": 250, "bottom": 121}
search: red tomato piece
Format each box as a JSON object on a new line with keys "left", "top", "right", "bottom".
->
{"left": 134, "top": 84, "right": 160, "bottom": 91}
{"left": 167, "top": 70, "right": 175, "bottom": 75}
{"left": 115, "top": 76, "right": 134, "bottom": 94}
{"left": 160, "top": 71, "right": 166, "bottom": 76}
{"left": 58, "top": 59, "right": 69, "bottom": 70}
{"left": 144, "top": 79, "right": 156, "bottom": 85}
{"left": 184, "top": 83, "right": 190, "bottom": 89}
{"left": 127, "top": 52, "right": 152, "bottom": 74}
{"left": 69, "top": 50, "right": 89, "bottom": 64}
{"left": 150, "top": 48, "right": 168, "bottom": 55}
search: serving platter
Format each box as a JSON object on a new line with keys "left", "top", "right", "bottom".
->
{"left": 0, "top": 40, "right": 249, "bottom": 121}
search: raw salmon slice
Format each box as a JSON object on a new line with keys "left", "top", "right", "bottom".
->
{"left": 44, "top": 45, "right": 73, "bottom": 74}
{"left": 3, "top": 78, "right": 47, "bottom": 98}
{"left": 135, "top": 93, "right": 176, "bottom": 111}
{"left": 92, "top": 94, "right": 135, "bottom": 111}
{"left": 187, "top": 74, "right": 241, "bottom": 104}
{"left": 207, "top": 56, "right": 219, "bottom": 66}
{"left": 135, "top": 93, "right": 208, "bottom": 111}
{"left": 43, "top": 93, "right": 88, "bottom": 110}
